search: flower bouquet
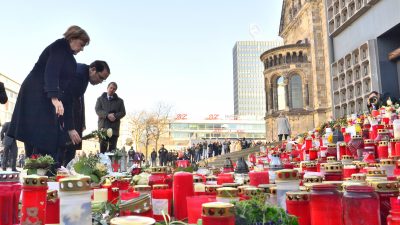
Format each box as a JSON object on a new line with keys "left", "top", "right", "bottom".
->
{"left": 66, "top": 128, "right": 113, "bottom": 146}
{"left": 24, "top": 154, "right": 55, "bottom": 175}
{"left": 72, "top": 155, "right": 109, "bottom": 184}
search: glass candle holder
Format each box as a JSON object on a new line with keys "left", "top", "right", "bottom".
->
{"left": 21, "top": 175, "right": 48, "bottom": 225}
{"left": 152, "top": 188, "right": 172, "bottom": 221}
{"left": 149, "top": 167, "right": 168, "bottom": 188}
{"left": 370, "top": 181, "right": 399, "bottom": 225}
{"left": 275, "top": 169, "right": 299, "bottom": 210}
{"left": 119, "top": 194, "right": 152, "bottom": 217}
{"left": 375, "top": 129, "right": 391, "bottom": 143}
{"left": 341, "top": 155, "right": 354, "bottom": 165}
{"left": 378, "top": 141, "right": 389, "bottom": 159}
{"left": 309, "top": 148, "right": 318, "bottom": 161}
{"left": 286, "top": 192, "right": 310, "bottom": 225}
{"left": 327, "top": 144, "right": 337, "bottom": 158}
{"left": 59, "top": 176, "right": 92, "bottom": 225}
{"left": 0, "top": 171, "right": 21, "bottom": 225}
{"left": 173, "top": 172, "right": 194, "bottom": 220}
{"left": 45, "top": 190, "right": 60, "bottom": 224}
{"left": 339, "top": 143, "right": 348, "bottom": 160}
{"left": 305, "top": 137, "right": 313, "bottom": 150}
{"left": 380, "top": 159, "right": 396, "bottom": 177}
{"left": 110, "top": 216, "right": 155, "bottom": 225}
{"left": 324, "top": 164, "right": 343, "bottom": 181}
{"left": 202, "top": 202, "right": 235, "bottom": 225}
{"left": 186, "top": 195, "right": 216, "bottom": 224}
{"left": 395, "top": 140, "right": 400, "bottom": 156}
{"left": 343, "top": 165, "right": 358, "bottom": 179}
{"left": 249, "top": 171, "right": 269, "bottom": 186}
{"left": 310, "top": 184, "right": 343, "bottom": 225}
{"left": 216, "top": 187, "right": 239, "bottom": 203}
{"left": 343, "top": 185, "right": 380, "bottom": 225}
{"left": 348, "top": 135, "right": 364, "bottom": 159}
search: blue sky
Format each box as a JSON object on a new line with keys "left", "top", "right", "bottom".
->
{"left": 0, "top": 0, "right": 283, "bottom": 130}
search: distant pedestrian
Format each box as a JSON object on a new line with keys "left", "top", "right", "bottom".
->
{"left": 151, "top": 148, "right": 157, "bottom": 166}
{"left": 276, "top": 113, "right": 291, "bottom": 141}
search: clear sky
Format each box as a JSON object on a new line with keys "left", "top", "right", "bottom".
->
{"left": 0, "top": 0, "right": 283, "bottom": 131}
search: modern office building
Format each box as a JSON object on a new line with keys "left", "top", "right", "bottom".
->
{"left": 233, "top": 41, "right": 282, "bottom": 119}
{"left": 325, "top": 0, "right": 400, "bottom": 118}
{"left": 260, "top": 0, "right": 333, "bottom": 141}
{"left": 119, "top": 114, "right": 266, "bottom": 152}
{"left": 0, "top": 73, "right": 20, "bottom": 125}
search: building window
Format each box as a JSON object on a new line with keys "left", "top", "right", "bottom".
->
{"left": 290, "top": 75, "right": 303, "bottom": 109}
{"left": 277, "top": 76, "right": 287, "bottom": 110}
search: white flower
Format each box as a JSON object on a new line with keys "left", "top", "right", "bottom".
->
{"left": 106, "top": 128, "right": 113, "bottom": 138}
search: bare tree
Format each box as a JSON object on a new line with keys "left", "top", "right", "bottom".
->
{"left": 128, "top": 111, "right": 147, "bottom": 151}
{"left": 151, "top": 102, "right": 173, "bottom": 151}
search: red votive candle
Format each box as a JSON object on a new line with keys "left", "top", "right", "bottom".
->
{"left": 149, "top": 167, "right": 168, "bottom": 188}
{"left": 186, "top": 195, "right": 216, "bottom": 224}
{"left": 45, "top": 190, "right": 60, "bottom": 224}
{"left": 395, "top": 141, "right": 400, "bottom": 156}
{"left": 305, "top": 137, "right": 313, "bottom": 150}
{"left": 327, "top": 144, "right": 337, "bottom": 158}
{"left": 343, "top": 165, "right": 358, "bottom": 179}
{"left": 0, "top": 172, "right": 21, "bottom": 225}
{"left": 249, "top": 171, "right": 269, "bottom": 186}
{"left": 309, "top": 148, "right": 318, "bottom": 161}
{"left": 338, "top": 143, "right": 347, "bottom": 159}
{"left": 21, "top": 175, "right": 48, "bottom": 225}
{"left": 324, "top": 164, "right": 343, "bottom": 181}
{"left": 343, "top": 185, "right": 380, "bottom": 225}
{"left": 201, "top": 202, "right": 235, "bottom": 225}
{"left": 152, "top": 188, "right": 173, "bottom": 221}
{"left": 286, "top": 192, "right": 310, "bottom": 225}
{"left": 344, "top": 133, "right": 351, "bottom": 143}
{"left": 217, "top": 173, "right": 234, "bottom": 185}
{"left": 173, "top": 172, "right": 194, "bottom": 220}
{"left": 310, "top": 184, "right": 343, "bottom": 225}
{"left": 378, "top": 141, "right": 389, "bottom": 159}
{"left": 371, "top": 181, "right": 399, "bottom": 225}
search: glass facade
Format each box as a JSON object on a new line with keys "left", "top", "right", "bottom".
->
{"left": 233, "top": 41, "right": 282, "bottom": 118}
{"left": 169, "top": 119, "right": 266, "bottom": 140}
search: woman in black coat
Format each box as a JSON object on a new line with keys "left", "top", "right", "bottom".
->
{"left": 8, "top": 25, "right": 90, "bottom": 161}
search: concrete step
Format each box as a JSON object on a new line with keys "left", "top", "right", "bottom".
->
{"left": 201, "top": 145, "right": 263, "bottom": 168}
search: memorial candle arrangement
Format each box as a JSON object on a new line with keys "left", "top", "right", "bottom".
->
{"left": 275, "top": 169, "right": 300, "bottom": 210}
{"left": 310, "top": 184, "right": 343, "bottom": 225}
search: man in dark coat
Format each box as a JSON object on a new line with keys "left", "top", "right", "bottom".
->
{"left": 95, "top": 82, "right": 126, "bottom": 153}
{"left": 158, "top": 144, "right": 168, "bottom": 166}
{"left": 60, "top": 60, "right": 110, "bottom": 166}
{"left": 8, "top": 27, "right": 90, "bottom": 160}
{"left": 150, "top": 148, "right": 157, "bottom": 166}
{"left": 1, "top": 122, "right": 17, "bottom": 171}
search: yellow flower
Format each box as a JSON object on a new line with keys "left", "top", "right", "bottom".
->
{"left": 327, "top": 134, "right": 333, "bottom": 143}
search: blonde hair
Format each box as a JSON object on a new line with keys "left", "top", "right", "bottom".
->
{"left": 63, "top": 25, "right": 90, "bottom": 46}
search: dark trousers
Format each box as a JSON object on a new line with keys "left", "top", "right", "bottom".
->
{"left": 24, "top": 143, "right": 34, "bottom": 158}
{"left": 100, "top": 135, "right": 118, "bottom": 153}
{"left": 2, "top": 145, "right": 17, "bottom": 170}
{"left": 278, "top": 134, "right": 289, "bottom": 141}
{"left": 60, "top": 145, "right": 77, "bottom": 167}
{"left": 151, "top": 159, "right": 157, "bottom": 166}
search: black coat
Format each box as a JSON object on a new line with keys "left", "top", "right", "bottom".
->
{"left": 8, "top": 38, "right": 77, "bottom": 153}
{"left": 95, "top": 92, "right": 126, "bottom": 136}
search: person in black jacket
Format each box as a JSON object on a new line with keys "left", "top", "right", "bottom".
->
{"left": 60, "top": 60, "right": 110, "bottom": 166}
{"left": 1, "top": 122, "right": 17, "bottom": 171}
{"left": 151, "top": 148, "right": 157, "bottom": 166}
{"left": 95, "top": 82, "right": 126, "bottom": 153}
{"left": 0, "top": 82, "right": 8, "bottom": 104}
{"left": 8, "top": 25, "right": 90, "bottom": 162}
